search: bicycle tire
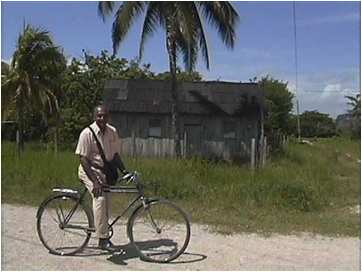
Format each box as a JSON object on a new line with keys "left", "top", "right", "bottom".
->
{"left": 127, "top": 198, "right": 191, "bottom": 263}
{"left": 36, "top": 194, "right": 92, "bottom": 255}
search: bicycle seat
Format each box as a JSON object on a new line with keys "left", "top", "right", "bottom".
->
{"left": 52, "top": 188, "right": 80, "bottom": 196}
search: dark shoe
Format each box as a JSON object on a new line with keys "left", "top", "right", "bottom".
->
{"left": 98, "top": 239, "right": 118, "bottom": 252}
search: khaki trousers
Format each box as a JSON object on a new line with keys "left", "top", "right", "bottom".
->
{"left": 81, "top": 178, "right": 111, "bottom": 239}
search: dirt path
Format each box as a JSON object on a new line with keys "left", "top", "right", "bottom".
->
{"left": 1, "top": 203, "right": 360, "bottom": 270}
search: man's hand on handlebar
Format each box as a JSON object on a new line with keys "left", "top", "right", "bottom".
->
{"left": 92, "top": 181, "right": 103, "bottom": 197}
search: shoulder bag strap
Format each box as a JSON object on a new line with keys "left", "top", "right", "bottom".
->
{"left": 88, "top": 126, "right": 107, "bottom": 163}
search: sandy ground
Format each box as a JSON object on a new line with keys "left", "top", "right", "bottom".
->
{"left": 1, "top": 203, "right": 360, "bottom": 270}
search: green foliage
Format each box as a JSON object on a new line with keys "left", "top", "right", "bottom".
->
{"left": 2, "top": 137, "right": 360, "bottom": 236}
{"left": 154, "top": 68, "right": 203, "bottom": 81}
{"left": 98, "top": 2, "right": 239, "bottom": 71}
{"left": 295, "top": 111, "right": 336, "bottom": 138}
{"left": 58, "top": 50, "right": 205, "bottom": 143}
{"left": 1, "top": 24, "right": 66, "bottom": 150}
{"left": 59, "top": 51, "right": 156, "bottom": 143}
{"left": 345, "top": 94, "right": 361, "bottom": 138}
{"left": 346, "top": 94, "right": 361, "bottom": 118}
{"left": 258, "top": 75, "right": 294, "bottom": 135}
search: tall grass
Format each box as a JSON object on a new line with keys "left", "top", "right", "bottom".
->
{"left": 2, "top": 137, "right": 360, "bottom": 236}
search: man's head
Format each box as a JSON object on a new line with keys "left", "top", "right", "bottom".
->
{"left": 93, "top": 105, "right": 109, "bottom": 132}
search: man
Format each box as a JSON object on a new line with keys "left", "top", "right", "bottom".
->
{"left": 75, "top": 105, "right": 126, "bottom": 251}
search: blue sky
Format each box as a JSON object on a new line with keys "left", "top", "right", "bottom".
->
{"left": 1, "top": 1, "right": 360, "bottom": 117}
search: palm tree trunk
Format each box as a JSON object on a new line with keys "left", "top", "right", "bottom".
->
{"left": 167, "top": 36, "right": 182, "bottom": 158}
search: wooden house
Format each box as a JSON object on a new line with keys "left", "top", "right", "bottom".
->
{"left": 103, "top": 79, "right": 265, "bottom": 162}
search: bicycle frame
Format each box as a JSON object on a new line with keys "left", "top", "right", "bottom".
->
{"left": 59, "top": 172, "right": 147, "bottom": 233}
{"left": 104, "top": 185, "right": 144, "bottom": 230}
{"left": 38, "top": 171, "right": 190, "bottom": 262}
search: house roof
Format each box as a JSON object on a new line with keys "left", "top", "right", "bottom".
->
{"left": 103, "top": 79, "right": 264, "bottom": 116}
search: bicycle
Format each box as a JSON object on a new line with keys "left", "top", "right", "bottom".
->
{"left": 36, "top": 171, "right": 191, "bottom": 263}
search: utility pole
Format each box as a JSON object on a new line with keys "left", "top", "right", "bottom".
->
{"left": 293, "top": 1, "right": 302, "bottom": 142}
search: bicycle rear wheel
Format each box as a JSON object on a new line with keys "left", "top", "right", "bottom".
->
{"left": 36, "top": 194, "right": 92, "bottom": 255}
{"left": 127, "top": 199, "right": 191, "bottom": 263}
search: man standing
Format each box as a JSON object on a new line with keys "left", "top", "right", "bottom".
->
{"left": 75, "top": 105, "right": 126, "bottom": 251}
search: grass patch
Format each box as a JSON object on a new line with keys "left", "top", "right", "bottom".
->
{"left": 2, "top": 137, "right": 360, "bottom": 236}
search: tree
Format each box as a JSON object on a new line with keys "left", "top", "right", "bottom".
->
{"left": 345, "top": 94, "right": 361, "bottom": 118}
{"left": 1, "top": 61, "right": 13, "bottom": 120}
{"left": 345, "top": 94, "right": 361, "bottom": 138}
{"left": 298, "top": 111, "right": 336, "bottom": 138}
{"left": 257, "top": 75, "right": 294, "bottom": 135}
{"left": 2, "top": 24, "right": 66, "bottom": 153}
{"left": 155, "top": 68, "right": 202, "bottom": 81}
{"left": 59, "top": 50, "right": 157, "bottom": 143}
{"left": 98, "top": 1, "right": 239, "bottom": 157}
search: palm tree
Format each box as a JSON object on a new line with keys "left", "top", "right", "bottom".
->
{"left": 345, "top": 94, "right": 361, "bottom": 138}
{"left": 2, "top": 24, "right": 66, "bottom": 154}
{"left": 345, "top": 94, "right": 361, "bottom": 118}
{"left": 98, "top": 1, "right": 239, "bottom": 157}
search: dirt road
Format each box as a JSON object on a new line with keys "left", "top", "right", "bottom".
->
{"left": 1, "top": 203, "right": 360, "bottom": 270}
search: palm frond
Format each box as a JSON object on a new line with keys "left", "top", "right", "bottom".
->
{"left": 197, "top": 2, "right": 239, "bottom": 49}
{"left": 174, "top": 2, "right": 197, "bottom": 71}
{"left": 7, "top": 23, "right": 65, "bottom": 120}
{"left": 112, "top": 2, "right": 146, "bottom": 55}
{"left": 139, "top": 2, "right": 164, "bottom": 61}
{"left": 98, "top": 1, "right": 116, "bottom": 22}
{"left": 179, "top": 2, "right": 210, "bottom": 70}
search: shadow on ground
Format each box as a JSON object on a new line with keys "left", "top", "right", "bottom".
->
{"left": 72, "top": 240, "right": 207, "bottom": 266}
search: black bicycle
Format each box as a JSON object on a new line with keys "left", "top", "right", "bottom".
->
{"left": 36, "top": 171, "right": 191, "bottom": 263}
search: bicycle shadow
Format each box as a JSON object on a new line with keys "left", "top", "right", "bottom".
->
{"left": 106, "top": 239, "right": 207, "bottom": 265}
{"left": 70, "top": 239, "right": 206, "bottom": 265}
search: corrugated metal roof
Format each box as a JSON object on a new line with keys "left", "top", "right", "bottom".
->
{"left": 103, "top": 79, "right": 264, "bottom": 115}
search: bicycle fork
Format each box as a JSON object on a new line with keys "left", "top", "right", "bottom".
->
{"left": 142, "top": 198, "right": 162, "bottom": 234}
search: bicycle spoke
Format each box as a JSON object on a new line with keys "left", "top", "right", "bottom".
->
{"left": 45, "top": 209, "right": 61, "bottom": 225}
{"left": 37, "top": 195, "right": 91, "bottom": 255}
{"left": 129, "top": 199, "right": 190, "bottom": 263}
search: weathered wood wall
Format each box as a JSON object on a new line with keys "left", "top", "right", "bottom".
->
{"left": 119, "top": 135, "right": 253, "bottom": 162}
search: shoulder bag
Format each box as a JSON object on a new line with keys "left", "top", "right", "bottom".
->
{"left": 88, "top": 126, "right": 119, "bottom": 185}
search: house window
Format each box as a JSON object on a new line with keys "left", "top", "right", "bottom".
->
{"left": 149, "top": 119, "right": 162, "bottom": 138}
{"left": 223, "top": 121, "right": 236, "bottom": 139}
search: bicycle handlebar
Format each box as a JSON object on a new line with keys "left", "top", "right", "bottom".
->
{"left": 118, "top": 171, "right": 141, "bottom": 186}
{"left": 120, "top": 171, "right": 134, "bottom": 182}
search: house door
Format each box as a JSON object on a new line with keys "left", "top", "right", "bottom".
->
{"left": 184, "top": 124, "right": 202, "bottom": 157}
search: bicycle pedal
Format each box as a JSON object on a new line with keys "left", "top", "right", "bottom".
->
{"left": 113, "top": 249, "right": 126, "bottom": 256}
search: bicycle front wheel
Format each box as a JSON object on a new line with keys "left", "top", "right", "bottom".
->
{"left": 36, "top": 194, "right": 92, "bottom": 255}
{"left": 127, "top": 199, "right": 191, "bottom": 263}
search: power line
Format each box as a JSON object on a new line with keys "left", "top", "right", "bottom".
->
{"left": 298, "top": 90, "right": 360, "bottom": 93}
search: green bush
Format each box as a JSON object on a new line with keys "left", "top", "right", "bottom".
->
{"left": 2, "top": 138, "right": 360, "bottom": 236}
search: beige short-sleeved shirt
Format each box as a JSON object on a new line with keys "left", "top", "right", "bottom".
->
{"left": 75, "top": 122, "right": 121, "bottom": 184}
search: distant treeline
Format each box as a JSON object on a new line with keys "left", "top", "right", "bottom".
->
{"left": 2, "top": 49, "right": 360, "bottom": 148}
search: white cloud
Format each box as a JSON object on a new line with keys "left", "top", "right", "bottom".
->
{"left": 298, "top": 91, "right": 351, "bottom": 118}
{"left": 297, "top": 81, "right": 359, "bottom": 118}
{"left": 321, "top": 84, "right": 341, "bottom": 98}
{"left": 66, "top": 57, "right": 73, "bottom": 66}
{"left": 1, "top": 58, "right": 12, "bottom": 65}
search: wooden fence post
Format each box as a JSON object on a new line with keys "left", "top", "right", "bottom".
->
{"left": 251, "top": 138, "right": 256, "bottom": 170}
{"left": 262, "top": 136, "right": 267, "bottom": 167}
{"left": 183, "top": 131, "right": 187, "bottom": 158}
